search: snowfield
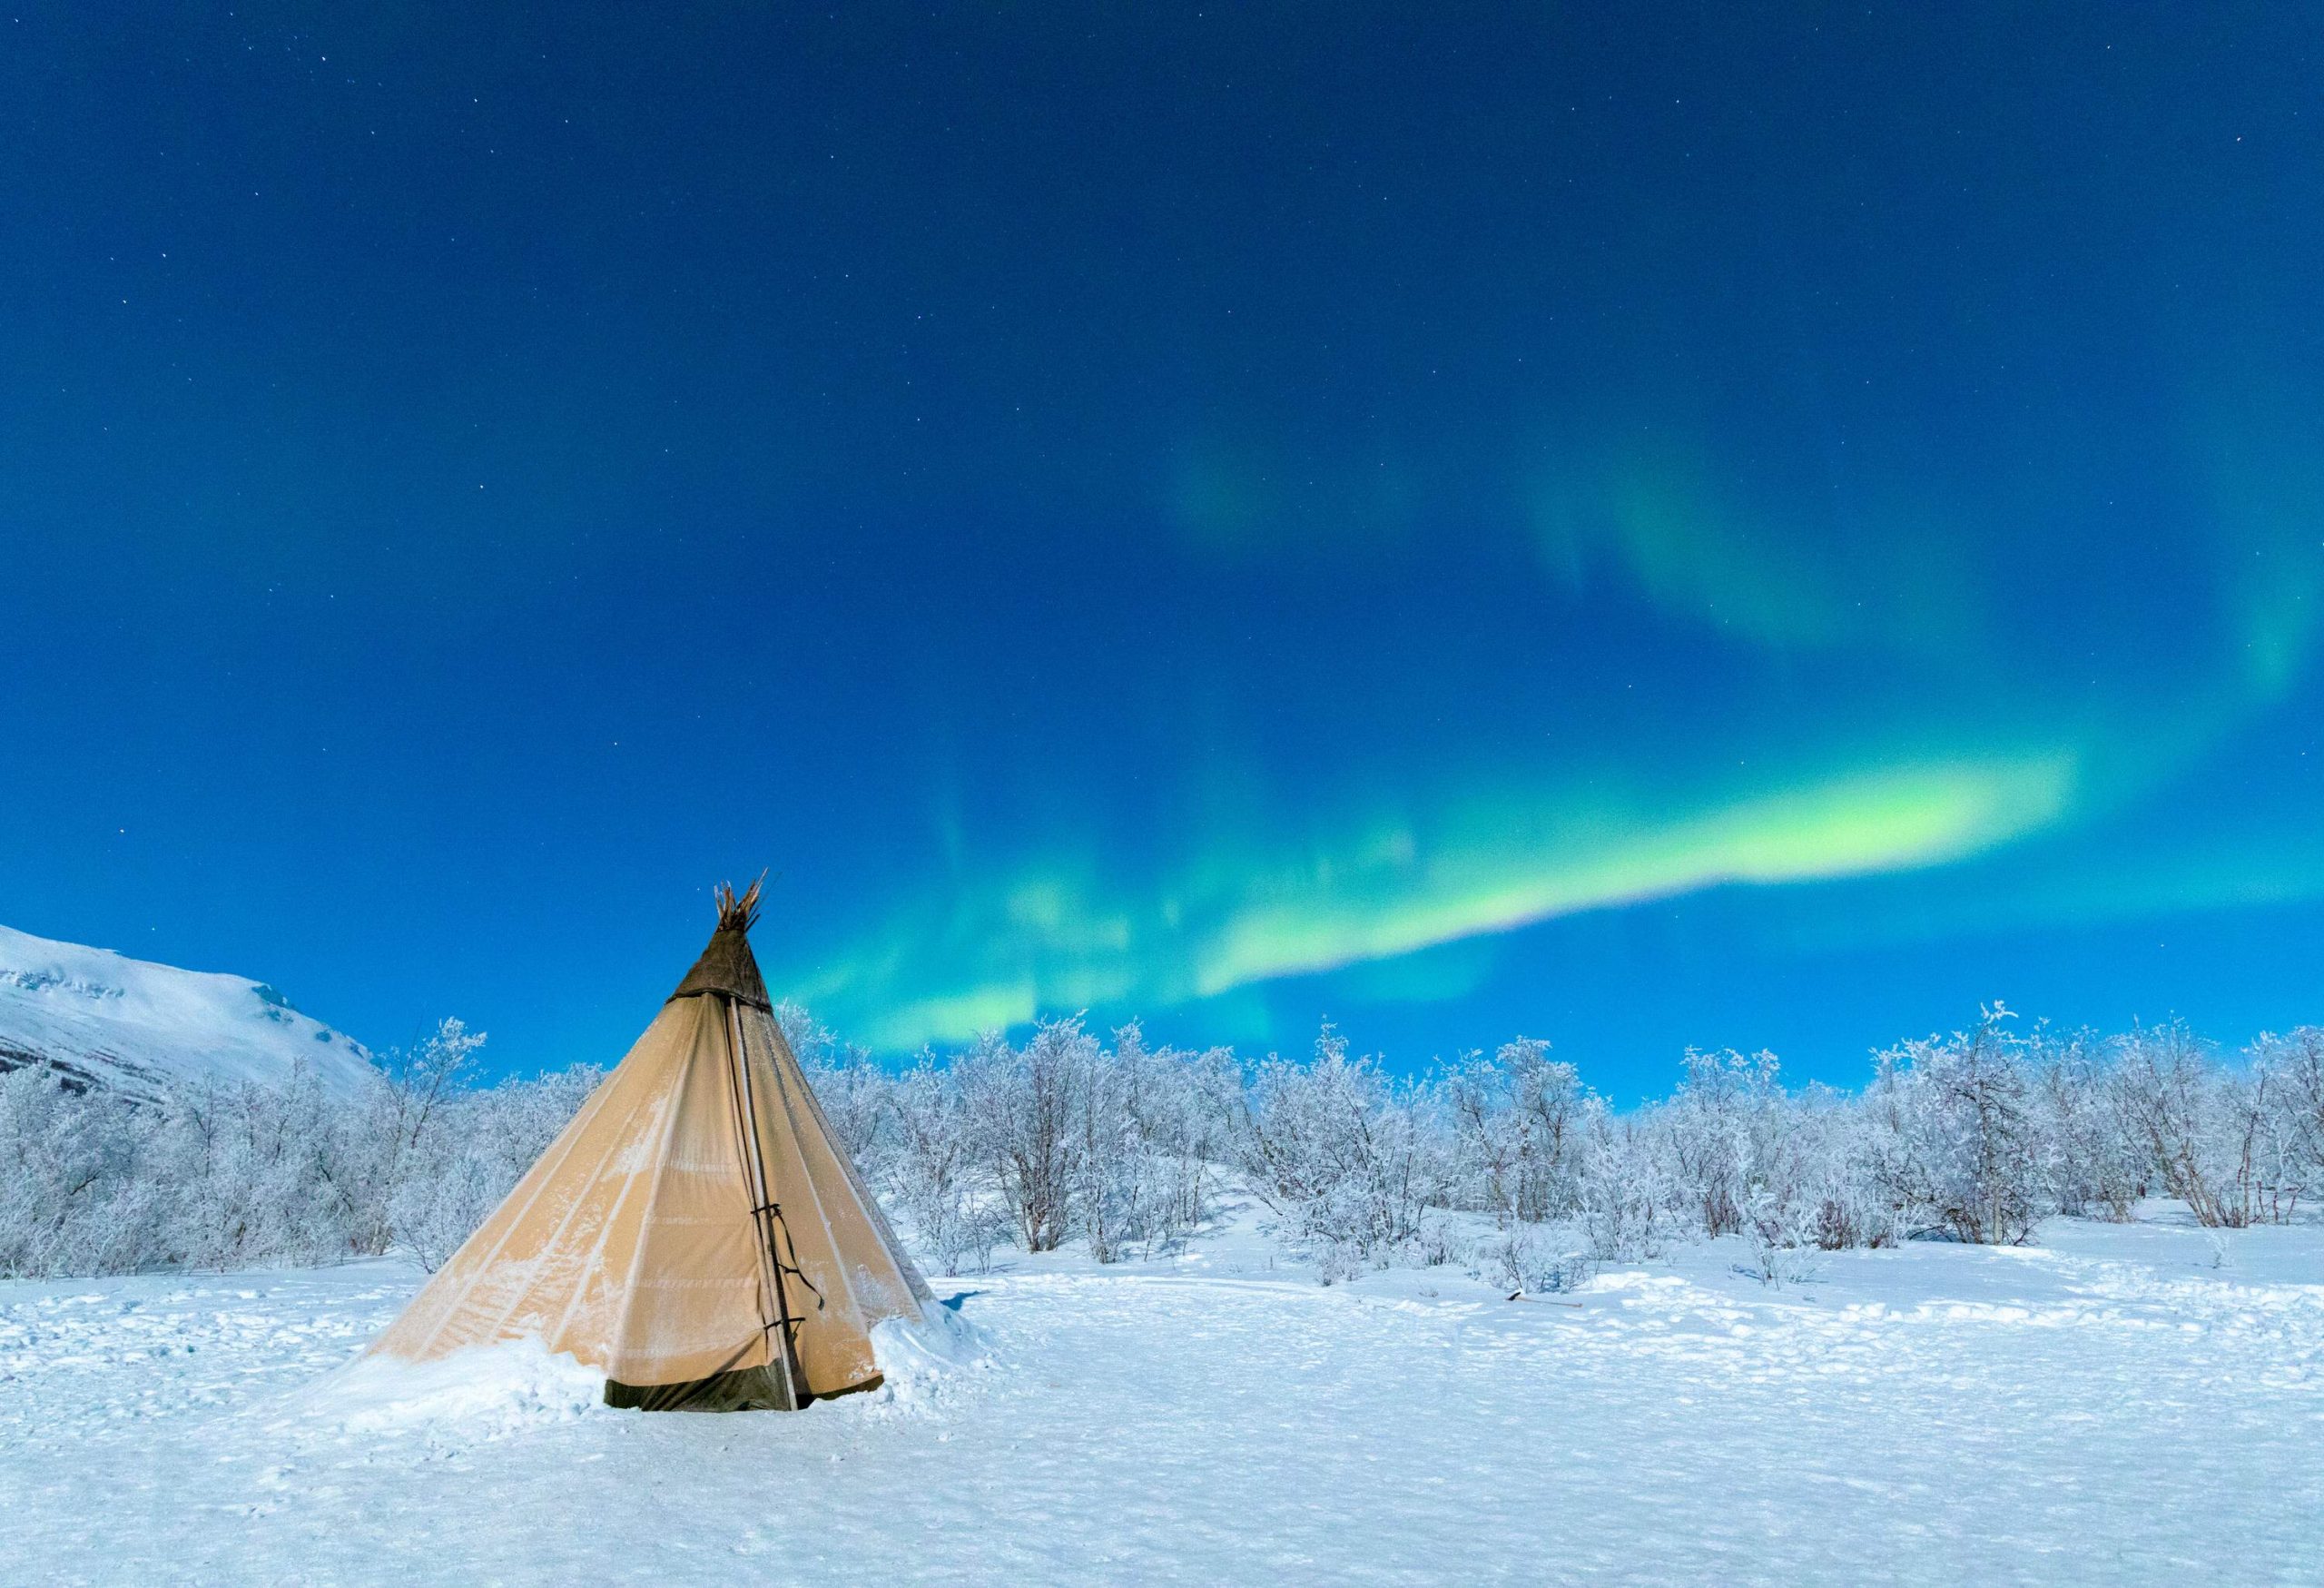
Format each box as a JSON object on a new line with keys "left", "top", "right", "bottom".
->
{"left": 5, "top": 1204, "right": 2320, "bottom": 1587}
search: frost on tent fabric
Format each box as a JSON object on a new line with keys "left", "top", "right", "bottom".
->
{"left": 365, "top": 880, "right": 933, "bottom": 1411}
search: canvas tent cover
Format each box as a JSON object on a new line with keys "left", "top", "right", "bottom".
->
{"left": 369, "top": 885, "right": 931, "bottom": 1410}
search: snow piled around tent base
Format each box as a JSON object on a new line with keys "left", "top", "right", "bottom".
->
{"left": 870, "top": 1299, "right": 991, "bottom": 1414}
{"left": 289, "top": 1337, "right": 606, "bottom": 1441}
{"left": 273, "top": 1299, "right": 990, "bottom": 1438}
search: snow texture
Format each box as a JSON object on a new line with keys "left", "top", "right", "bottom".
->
{"left": 0, "top": 922, "right": 373, "bottom": 1099}
{"left": 5, "top": 1200, "right": 2320, "bottom": 1586}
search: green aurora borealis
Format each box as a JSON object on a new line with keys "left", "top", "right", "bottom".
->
{"left": 784, "top": 405, "right": 2322, "bottom": 1052}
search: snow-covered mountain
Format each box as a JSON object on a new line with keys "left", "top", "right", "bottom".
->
{"left": 0, "top": 923, "right": 375, "bottom": 1099}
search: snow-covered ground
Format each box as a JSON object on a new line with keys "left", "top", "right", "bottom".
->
{"left": 0, "top": 922, "right": 373, "bottom": 1098}
{"left": 5, "top": 1202, "right": 2320, "bottom": 1586}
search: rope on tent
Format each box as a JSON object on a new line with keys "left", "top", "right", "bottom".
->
{"left": 748, "top": 1198, "right": 827, "bottom": 1312}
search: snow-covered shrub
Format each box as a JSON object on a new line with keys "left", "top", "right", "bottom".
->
{"left": 387, "top": 1146, "right": 506, "bottom": 1272}
{"left": 1239, "top": 1025, "right": 1448, "bottom": 1261}
{"left": 1660, "top": 1047, "right": 1787, "bottom": 1239}
{"left": 2260, "top": 1027, "right": 2324, "bottom": 1182}
{"left": 158, "top": 1062, "right": 367, "bottom": 1268}
{"left": 0, "top": 1066, "right": 154, "bottom": 1277}
{"left": 1722, "top": 1080, "right": 1866, "bottom": 1272}
{"left": 346, "top": 1017, "right": 491, "bottom": 1254}
{"left": 1073, "top": 1023, "right": 1187, "bottom": 1263}
{"left": 0, "top": 1052, "right": 419, "bottom": 1277}
{"left": 1313, "top": 1238, "right": 1364, "bottom": 1287}
{"left": 1787, "top": 1082, "right": 1893, "bottom": 1249}
{"left": 1866, "top": 1008, "right": 2044, "bottom": 1245}
{"left": 1575, "top": 1100, "right": 1670, "bottom": 1262}
{"left": 1738, "top": 1179, "right": 1826, "bottom": 1286}
{"left": 886, "top": 1054, "right": 1007, "bottom": 1273}
{"left": 1097, "top": 1024, "right": 1236, "bottom": 1257}
{"left": 1064, "top": 1022, "right": 1226, "bottom": 1274}
{"left": 2031, "top": 1031, "right": 2145, "bottom": 1221}
{"left": 1408, "top": 1213, "right": 1462, "bottom": 1268}
{"left": 1483, "top": 1224, "right": 1592, "bottom": 1293}
{"left": 2111, "top": 1023, "right": 2309, "bottom": 1228}
{"left": 959, "top": 1018, "right": 1094, "bottom": 1254}
{"left": 1443, "top": 1038, "right": 1585, "bottom": 1225}
{"left": 2234, "top": 1032, "right": 2316, "bottom": 1225}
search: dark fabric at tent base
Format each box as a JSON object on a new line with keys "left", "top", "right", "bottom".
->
{"left": 603, "top": 1366, "right": 888, "bottom": 1412}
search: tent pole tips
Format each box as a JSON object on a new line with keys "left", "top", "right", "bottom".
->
{"left": 714, "top": 871, "right": 767, "bottom": 932}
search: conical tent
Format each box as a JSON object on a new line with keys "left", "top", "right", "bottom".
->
{"left": 368, "top": 881, "right": 931, "bottom": 1410}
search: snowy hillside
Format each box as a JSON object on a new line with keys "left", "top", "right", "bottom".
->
{"left": 5, "top": 1200, "right": 2320, "bottom": 1585}
{"left": 0, "top": 923, "right": 374, "bottom": 1098}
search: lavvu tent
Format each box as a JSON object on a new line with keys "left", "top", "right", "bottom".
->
{"left": 367, "top": 880, "right": 931, "bottom": 1410}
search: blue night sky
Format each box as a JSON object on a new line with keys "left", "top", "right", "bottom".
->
{"left": 4, "top": 6, "right": 2319, "bottom": 1091}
